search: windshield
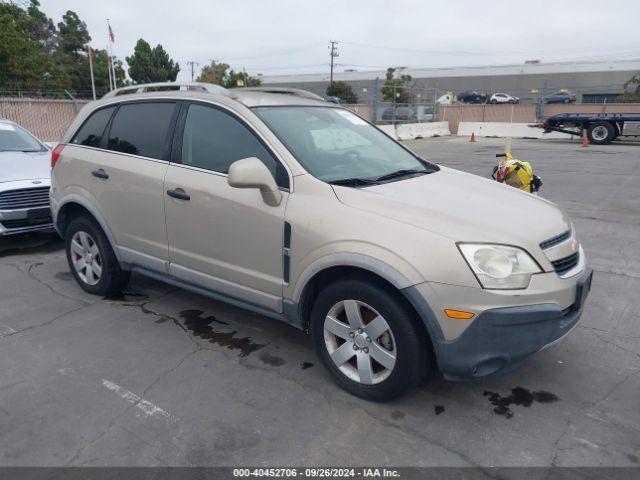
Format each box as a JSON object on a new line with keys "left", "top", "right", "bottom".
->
{"left": 0, "top": 123, "right": 45, "bottom": 152}
{"left": 253, "top": 106, "right": 438, "bottom": 184}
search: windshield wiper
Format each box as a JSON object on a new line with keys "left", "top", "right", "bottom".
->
{"left": 328, "top": 177, "right": 379, "bottom": 187}
{"left": 375, "top": 168, "right": 432, "bottom": 182}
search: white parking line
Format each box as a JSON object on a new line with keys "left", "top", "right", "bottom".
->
{"left": 101, "top": 379, "right": 175, "bottom": 421}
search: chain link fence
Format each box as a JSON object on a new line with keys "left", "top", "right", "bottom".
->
{"left": 0, "top": 97, "right": 88, "bottom": 142}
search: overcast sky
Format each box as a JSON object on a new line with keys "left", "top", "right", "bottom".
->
{"left": 43, "top": 0, "right": 640, "bottom": 81}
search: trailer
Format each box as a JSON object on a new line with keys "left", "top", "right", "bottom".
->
{"left": 537, "top": 113, "right": 640, "bottom": 144}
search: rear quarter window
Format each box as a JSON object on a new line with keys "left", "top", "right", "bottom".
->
{"left": 71, "top": 106, "right": 116, "bottom": 147}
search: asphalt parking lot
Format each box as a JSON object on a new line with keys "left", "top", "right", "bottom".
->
{"left": 0, "top": 136, "right": 638, "bottom": 467}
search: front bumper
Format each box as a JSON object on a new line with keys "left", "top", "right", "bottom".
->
{"left": 433, "top": 268, "right": 593, "bottom": 380}
{"left": 0, "top": 180, "right": 53, "bottom": 236}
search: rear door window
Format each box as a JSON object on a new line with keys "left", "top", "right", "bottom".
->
{"left": 107, "top": 102, "right": 177, "bottom": 160}
{"left": 71, "top": 106, "right": 115, "bottom": 147}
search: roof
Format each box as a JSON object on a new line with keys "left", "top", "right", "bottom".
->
{"left": 96, "top": 83, "right": 330, "bottom": 108}
{"left": 102, "top": 82, "right": 229, "bottom": 98}
{"left": 260, "top": 59, "right": 640, "bottom": 84}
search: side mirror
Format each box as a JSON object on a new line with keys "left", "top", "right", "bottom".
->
{"left": 228, "top": 157, "right": 282, "bottom": 207}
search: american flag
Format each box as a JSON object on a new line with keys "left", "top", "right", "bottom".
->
{"left": 108, "top": 24, "right": 115, "bottom": 43}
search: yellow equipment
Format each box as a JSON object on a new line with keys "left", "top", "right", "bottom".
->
{"left": 491, "top": 142, "right": 542, "bottom": 193}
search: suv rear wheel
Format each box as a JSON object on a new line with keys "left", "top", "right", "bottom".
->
{"left": 65, "top": 215, "right": 130, "bottom": 296}
{"left": 310, "top": 277, "right": 430, "bottom": 401}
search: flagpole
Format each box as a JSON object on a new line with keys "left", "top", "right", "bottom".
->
{"left": 106, "top": 46, "right": 113, "bottom": 91}
{"left": 107, "top": 19, "right": 117, "bottom": 89}
{"left": 88, "top": 47, "right": 96, "bottom": 100}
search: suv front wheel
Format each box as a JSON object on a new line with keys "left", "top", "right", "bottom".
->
{"left": 65, "top": 215, "right": 130, "bottom": 296}
{"left": 311, "top": 277, "right": 431, "bottom": 401}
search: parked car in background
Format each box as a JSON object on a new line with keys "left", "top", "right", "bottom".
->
{"left": 381, "top": 106, "right": 416, "bottom": 122}
{"left": 545, "top": 91, "right": 577, "bottom": 104}
{"left": 456, "top": 91, "right": 486, "bottom": 104}
{"left": 416, "top": 105, "right": 435, "bottom": 122}
{"left": 325, "top": 96, "right": 343, "bottom": 104}
{"left": 436, "top": 94, "right": 453, "bottom": 105}
{"left": 489, "top": 93, "right": 520, "bottom": 104}
{"left": 0, "top": 119, "right": 53, "bottom": 236}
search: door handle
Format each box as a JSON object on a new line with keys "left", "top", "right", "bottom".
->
{"left": 166, "top": 188, "right": 190, "bottom": 201}
{"left": 91, "top": 168, "right": 109, "bottom": 179}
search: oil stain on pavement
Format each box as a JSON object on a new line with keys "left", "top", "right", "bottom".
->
{"left": 179, "top": 309, "right": 264, "bottom": 357}
{"left": 484, "top": 387, "right": 559, "bottom": 418}
{"left": 301, "top": 362, "right": 314, "bottom": 370}
{"left": 258, "top": 352, "right": 286, "bottom": 367}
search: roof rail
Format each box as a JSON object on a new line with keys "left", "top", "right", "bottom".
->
{"left": 102, "top": 82, "right": 230, "bottom": 99}
{"left": 231, "top": 87, "right": 325, "bottom": 102}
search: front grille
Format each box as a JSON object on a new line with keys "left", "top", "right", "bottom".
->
{"left": 1, "top": 214, "right": 52, "bottom": 230}
{"left": 552, "top": 251, "right": 580, "bottom": 275}
{"left": 540, "top": 230, "right": 571, "bottom": 250}
{"left": 0, "top": 187, "right": 50, "bottom": 210}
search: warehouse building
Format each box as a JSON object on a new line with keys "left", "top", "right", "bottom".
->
{"left": 260, "top": 59, "right": 640, "bottom": 104}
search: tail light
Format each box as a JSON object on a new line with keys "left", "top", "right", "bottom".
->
{"left": 51, "top": 144, "right": 65, "bottom": 169}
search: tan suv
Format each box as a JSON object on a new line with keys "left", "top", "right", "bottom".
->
{"left": 50, "top": 83, "right": 592, "bottom": 400}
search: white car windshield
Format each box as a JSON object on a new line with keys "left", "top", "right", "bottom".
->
{"left": 0, "top": 123, "right": 45, "bottom": 153}
{"left": 253, "top": 106, "right": 438, "bottom": 186}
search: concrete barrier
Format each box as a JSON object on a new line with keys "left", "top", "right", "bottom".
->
{"left": 377, "top": 124, "right": 398, "bottom": 139}
{"left": 457, "top": 122, "right": 574, "bottom": 139}
{"left": 396, "top": 121, "right": 451, "bottom": 140}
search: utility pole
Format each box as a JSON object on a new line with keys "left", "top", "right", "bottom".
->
{"left": 329, "top": 40, "right": 339, "bottom": 85}
{"left": 187, "top": 61, "right": 199, "bottom": 82}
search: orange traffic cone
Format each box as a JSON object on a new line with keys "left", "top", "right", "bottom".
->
{"left": 470, "top": 132, "right": 476, "bottom": 142}
{"left": 581, "top": 133, "right": 589, "bottom": 147}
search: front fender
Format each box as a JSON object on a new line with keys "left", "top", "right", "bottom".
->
{"left": 289, "top": 245, "right": 424, "bottom": 304}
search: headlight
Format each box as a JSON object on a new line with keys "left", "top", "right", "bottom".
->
{"left": 458, "top": 243, "right": 542, "bottom": 289}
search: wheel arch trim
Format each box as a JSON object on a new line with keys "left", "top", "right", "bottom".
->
{"left": 54, "top": 194, "right": 122, "bottom": 263}
{"left": 291, "top": 252, "right": 415, "bottom": 305}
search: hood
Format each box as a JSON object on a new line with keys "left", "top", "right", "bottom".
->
{"left": 0, "top": 150, "right": 51, "bottom": 183}
{"left": 332, "top": 166, "right": 570, "bottom": 249}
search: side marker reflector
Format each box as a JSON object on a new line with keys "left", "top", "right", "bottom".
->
{"left": 444, "top": 309, "right": 475, "bottom": 320}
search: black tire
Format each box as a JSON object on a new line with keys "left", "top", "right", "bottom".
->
{"left": 490, "top": 99, "right": 498, "bottom": 104}
{"left": 64, "top": 215, "right": 130, "bottom": 296}
{"left": 587, "top": 121, "right": 615, "bottom": 145}
{"left": 310, "top": 276, "right": 431, "bottom": 401}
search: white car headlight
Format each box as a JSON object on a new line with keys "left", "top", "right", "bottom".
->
{"left": 458, "top": 243, "right": 542, "bottom": 289}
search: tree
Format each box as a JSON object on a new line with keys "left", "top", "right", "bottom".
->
{"left": 326, "top": 81, "right": 358, "bottom": 103}
{"left": 0, "top": 1, "right": 67, "bottom": 93}
{"left": 126, "top": 39, "right": 180, "bottom": 83}
{"left": 381, "top": 67, "right": 413, "bottom": 103}
{"left": 197, "top": 60, "right": 229, "bottom": 84}
{"left": 0, "top": 2, "right": 124, "bottom": 97}
{"left": 196, "top": 60, "right": 261, "bottom": 88}
{"left": 620, "top": 74, "right": 640, "bottom": 102}
{"left": 56, "top": 10, "right": 88, "bottom": 59}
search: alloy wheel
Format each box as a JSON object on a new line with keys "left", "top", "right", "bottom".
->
{"left": 323, "top": 299, "right": 397, "bottom": 385}
{"left": 70, "top": 230, "right": 102, "bottom": 285}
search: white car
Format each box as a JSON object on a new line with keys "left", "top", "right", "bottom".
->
{"left": 0, "top": 119, "right": 53, "bottom": 235}
{"left": 436, "top": 94, "right": 453, "bottom": 105}
{"left": 489, "top": 93, "right": 519, "bottom": 104}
